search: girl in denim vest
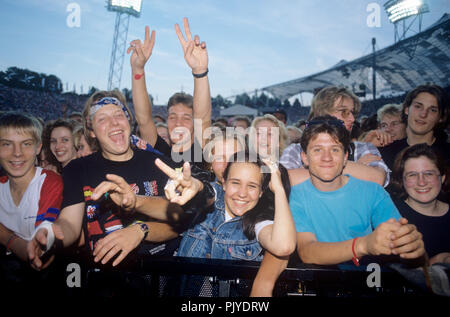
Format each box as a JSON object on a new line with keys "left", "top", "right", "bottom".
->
{"left": 156, "top": 150, "right": 296, "bottom": 261}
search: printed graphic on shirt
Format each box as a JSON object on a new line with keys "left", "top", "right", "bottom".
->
{"left": 144, "top": 180, "right": 158, "bottom": 196}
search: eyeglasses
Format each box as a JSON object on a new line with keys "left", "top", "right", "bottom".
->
{"left": 332, "top": 109, "right": 357, "bottom": 119}
{"left": 305, "top": 119, "right": 345, "bottom": 129}
{"left": 380, "top": 121, "right": 403, "bottom": 129}
{"left": 403, "top": 170, "right": 441, "bottom": 184}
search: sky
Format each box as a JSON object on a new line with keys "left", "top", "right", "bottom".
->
{"left": 0, "top": 0, "right": 448, "bottom": 106}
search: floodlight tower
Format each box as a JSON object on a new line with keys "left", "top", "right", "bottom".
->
{"left": 384, "top": 0, "right": 429, "bottom": 43}
{"left": 106, "top": 0, "right": 142, "bottom": 91}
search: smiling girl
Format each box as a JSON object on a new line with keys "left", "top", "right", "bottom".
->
{"left": 43, "top": 119, "right": 78, "bottom": 173}
{"left": 392, "top": 143, "right": 450, "bottom": 264}
{"left": 157, "top": 150, "right": 296, "bottom": 261}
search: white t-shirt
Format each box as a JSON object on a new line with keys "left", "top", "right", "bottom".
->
{"left": 0, "top": 167, "right": 63, "bottom": 240}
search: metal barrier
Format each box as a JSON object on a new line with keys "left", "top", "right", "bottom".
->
{"left": 81, "top": 255, "right": 425, "bottom": 298}
{"left": 0, "top": 251, "right": 434, "bottom": 298}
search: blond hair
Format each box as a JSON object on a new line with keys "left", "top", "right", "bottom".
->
{"left": 249, "top": 114, "right": 289, "bottom": 155}
{"left": 309, "top": 86, "right": 361, "bottom": 120}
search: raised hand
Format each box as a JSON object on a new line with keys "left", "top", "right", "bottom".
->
{"left": 175, "top": 17, "right": 208, "bottom": 74}
{"left": 261, "top": 158, "right": 283, "bottom": 193}
{"left": 91, "top": 174, "right": 136, "bottom": 213}
{"left": 127, "top": 25, "right": 156, "bottom": 72}
{"left": 155, "top": 159, "right": 203, "bottom": 205}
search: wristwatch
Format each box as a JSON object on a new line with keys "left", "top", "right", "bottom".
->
{"left": 132, "top": 221, "right": 149, "bottom": 241}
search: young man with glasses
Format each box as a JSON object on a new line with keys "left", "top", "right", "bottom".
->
{"left": 280, "top": 86, "right": 390, "bottom": 187}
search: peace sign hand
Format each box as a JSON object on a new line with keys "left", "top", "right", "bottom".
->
{"left": 155, "top": 159, "right": 204, "bottom": 205}
{"left": 127, "top": 26, "right": 156, "bottom": 72}
{"left": 175, "top": 17, "right": 208, "bottom": 74}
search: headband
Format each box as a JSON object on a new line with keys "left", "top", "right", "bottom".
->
{"left": 89, "top": 97, "right": 130, "bottom": 121}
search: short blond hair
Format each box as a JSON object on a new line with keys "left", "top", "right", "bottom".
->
{"left": 0, "top": 112, "right": 43, "bottom": 145}
{"left": 376, "top": 103, "right": 402, "bottom": 123}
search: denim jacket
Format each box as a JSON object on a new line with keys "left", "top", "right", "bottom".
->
{"left": 177, "top": 182, "right": 263, "bottom": 261}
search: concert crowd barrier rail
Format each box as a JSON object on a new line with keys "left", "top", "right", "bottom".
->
{"left": 1, "top": 250, "right": 446, "bottom": 300}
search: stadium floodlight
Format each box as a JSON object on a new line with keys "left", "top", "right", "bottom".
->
{"left": 106, "top": 0, "right": 142, "bottom": 90}
{"left": 384, "top": 0, "right": 429, "bottom": 24}
{"left": 384, "top": 0, "right": 429, "bottom": 43}
{"left": 107, "top": 0, "right": 142, "bottom": 17}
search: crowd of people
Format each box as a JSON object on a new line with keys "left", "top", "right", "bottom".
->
{"left": 1, "top": 18, "right": 449, "bottom": 298}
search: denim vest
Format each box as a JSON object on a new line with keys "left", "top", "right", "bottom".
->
{"left": 177, "top": 182, "right": 263, "bottom": 261}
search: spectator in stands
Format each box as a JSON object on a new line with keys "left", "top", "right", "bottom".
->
{"left": 203, "top": 132, "right": 246, "bottom": 184}
{"left": 391, "top": 144, "right": 450, "bottom": 264}
{"left": 291, "top": 118, "right": 424, "bottom": 265}
{"left": 379, "top": 84, "right": 450, "bottom": 171}
{"left": 281, "top": 86, "right": 390, "bottom": 187}
{"left": 249, "top": 114, "right": 288, "bottom": 161}
{"left": 131, "top": 19, "right": 212, "bottom": 168}
{"left": 46, "top": 118, "right": 78, "bottom": 172}
{"left": 286, "top": 125, "right": 302, "bottom": 144}
{"left": 37, "top": 146, "right": 59, "bottom": 174}
{"left": 231, "top": 115, "right": 251, "bottom": 136}
{"left": 27, "top": 89, "right": 181, "bottom": 270}
{"left": 358, "top": 114, "right": 393, "bottom": 148}
{"left": 214, "top": 117, "right": 229, "bottom": 127}
{"left": 153, "top": 115, "right": 166, "bottom": 124}
{"left": 156, "top": 122, "right": 171, "bottom": 146}
{"left": 350, "top": 120, "right": 362, "bottom": 141}
{"left": 377, "top": 103, "right": 406, "bottom": 141}
{"left": 73, "top": 125, "right": 95, "bottom": 158}
{"left": 295, "top": 120, "right": 307, "bottom": 132}
{"left": 0, "top": 112, "right": 62, "bottom": 263}
{"left": 272, "top": 109, "right": 287, "bottom": 125}
{"left": 156, "top": 150, "right": 296, "bottom": 260}
{"left": 68, "top": 112, "right": 83, "bottom": 125}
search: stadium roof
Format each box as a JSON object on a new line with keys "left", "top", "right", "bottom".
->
{"left": 262, "top": 13, "right": 450, "bottom": 100}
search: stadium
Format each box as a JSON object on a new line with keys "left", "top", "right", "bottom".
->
{"left": 0, "top": 0, "right": 449, "bottom": 306}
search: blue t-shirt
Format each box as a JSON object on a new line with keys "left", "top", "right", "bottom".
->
{"left": 289, "top": 175, "right": 400, "bottom": 242}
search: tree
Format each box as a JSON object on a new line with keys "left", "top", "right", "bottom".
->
{"left": 235, "top": 93, "right": 252, "bottom": 107}
{"left": 282, "top": 99, "right": 291, "bottom": 108}
{"left": 255, "top": 93, "right": 268, "bottom": 107}
{"left": 212, "top": 94, "right": 231, "bottom": 109}
{"left": 0, "top": 67, "right": 62, "bottom": 93}
{"left": 267, "top": 97, "right": 281, "bottom": 108}
{"left": 292, "top": 98, "right": 301, "bottom": 108}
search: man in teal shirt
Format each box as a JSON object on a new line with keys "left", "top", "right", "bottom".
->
{"left": 290, "top": 116, "right": 425, "bottom": 265}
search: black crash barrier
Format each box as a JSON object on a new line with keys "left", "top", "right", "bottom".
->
{"left": 82, "top": 255, "right": 431, "bottom": 298}
{"left": 0, "top": 250, "right": 443, "bottom": 299}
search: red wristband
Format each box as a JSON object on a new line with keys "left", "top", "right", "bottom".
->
{"left": 6, "top": 234, "right": 18, "bottom": 252}
{"left": 352, "top": 237, "right": 360, "bottom": 267}
{"left": 134, "top": 72, "right": 144, "bottom": 80}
